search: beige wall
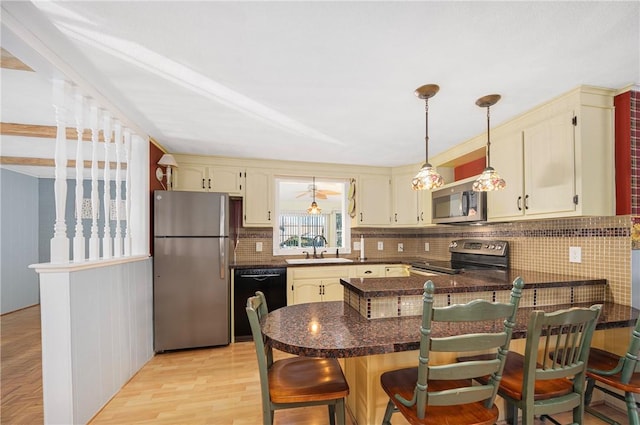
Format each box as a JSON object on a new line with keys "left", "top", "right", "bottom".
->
{"left": 236, "top": 215, "right": 632, "bottom": 305}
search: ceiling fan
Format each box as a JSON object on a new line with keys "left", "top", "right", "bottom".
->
{"left": 295, "top": 183, "right": 340, "bottom": 199}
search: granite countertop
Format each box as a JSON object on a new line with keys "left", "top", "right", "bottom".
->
{"left": 341, "top": 269, "right": 607, "bottom": 297}
{"left": 261, "top": 301, "right": 639, "bottom": 358}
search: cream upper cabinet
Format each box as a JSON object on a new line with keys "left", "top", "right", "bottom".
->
{"left": 391, "top": 171, "right": 419, "bottom": 226}
{"left": 356, "top": 174, "right": 391, "bottom": 226}
{"left": 243, "top": 168, "right": 274, "bottom": 227}
{"left": 175, "top": 163, "right": 244, "bottom": 196}
{"left": 418, "top": 189, "right": 433, "bottom": 225}
{"left": 488, "top": 87, "right": 614, "bottom": 221}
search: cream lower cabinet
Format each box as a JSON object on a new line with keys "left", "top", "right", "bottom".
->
{"left": 287, "top": 264, "right": 407, "bottom": 304}
{"left": 488, "top": 86, "right": 614, "bottom": 221}
{"left": 243, "top": 168, "right": 274, "bottom": 227}
{"left": 288, "top": 266, "right": 350, "bottom": 304}
{"left": 352, "top": 264, "right": 385, "bottom": 278}
{"left": 384, "top": 265, "right": 410, "bottom": 277}
{"left": 174, "top": 163, "right": 244, "bottom": 195}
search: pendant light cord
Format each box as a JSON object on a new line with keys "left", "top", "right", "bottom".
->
{"left": 486, "top": 105, "right": 491, "bottom": 168}
{"left": 424, "top": 99, "right": 429, "bottom": 165}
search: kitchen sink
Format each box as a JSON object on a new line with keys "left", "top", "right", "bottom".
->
{"left": 285, "top": 258, "right": 354, "bottom": 265}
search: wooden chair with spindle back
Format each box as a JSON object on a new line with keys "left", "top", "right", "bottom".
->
{"left": 246, "top": 291, "right": 349, "bottom": 425}
{"left": 462, "top": 304, "right": 602, "bottom": 425}
{"left": 581, "top": 313, "right": 640, "bottom": 425}
{"left": 379, "top": 277, "right": 524, "bottom": 425}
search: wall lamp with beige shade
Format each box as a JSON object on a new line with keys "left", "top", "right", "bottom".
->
{"left": 156, "top": 154, "right": 179, "bottom": 190}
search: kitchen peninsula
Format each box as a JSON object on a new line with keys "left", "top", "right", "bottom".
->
{"left": 261, "top": 271, "right": 637, "bottom": 425}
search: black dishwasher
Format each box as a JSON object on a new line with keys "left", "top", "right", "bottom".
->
{"left": 233, "top": 268, "right": 287, "bottom": 341}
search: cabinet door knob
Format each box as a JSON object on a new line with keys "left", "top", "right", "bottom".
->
{"left": 208, "top": 178, "right": 212, "bottom": 189}
{"left": 524, "top": 194, "right": 529, "bottom": 210}
{"left": 517, "top": 196, "right": 522, "bottom": 211}
{"left": 202, "top": 178, "right": 205, "bottom": 189}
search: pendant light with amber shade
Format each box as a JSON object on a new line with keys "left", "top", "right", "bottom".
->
{"left": 473, "top": 94, "right": 506, "bottom": 192}
{"left": 411, "top": 84, "right": 444, "bottom": 191}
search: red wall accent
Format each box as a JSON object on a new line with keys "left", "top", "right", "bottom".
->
{"left": 454, "top": 157, "right": 485, "bottom": 181}
{"left": 149, "top": 142, "right": 165, "bottom": 255}
{"left": 615, "top": 92, "right": 632, "bottom": 215}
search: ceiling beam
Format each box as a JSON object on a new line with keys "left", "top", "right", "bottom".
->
{"left": 1, "top": 122, "right": 105, "bottom": 142}
{"left": 0, "top": 156, "right": 126, "bottom": 169}
{"left": 0, "top": 47, "right": 34, "bottom": 71}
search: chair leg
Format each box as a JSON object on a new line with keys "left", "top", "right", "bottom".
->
{"left": 263, "top": 408, "right": 274, "bottom": 425}
{"left": 584, "top": 377, "right": 596, "bottom": 407}
{"left": 382, "top": 399, "right": 395, "bottom": 425}
{"left": 328, "top": 404, "right": 336, "bottom": 425}
{"left": 505, "top": 400, "right": 518, "bottom": 425}
{"left": 626, "top": 391, "right": 640, "bottom": 425}
{"left": 336, "top": 398, "right": 346, "bottom": 425}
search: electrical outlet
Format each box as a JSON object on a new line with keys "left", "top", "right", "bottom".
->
{"left": 397, "top": 243, "right": 404, "bottom": 252}
{"left": 354, "top": 241, "right": 361, "bottom": 251}
{"left": 377, "top": 241, "right": 384, "bottom": 251}
{"left": 424, "top": 242, "right": 430, "bottom": 252}
{"left": 256, "top": 242, "right": 263, "bottom": 252}
{"left": 569, "top": 246, "right": 581, "bottom": 263}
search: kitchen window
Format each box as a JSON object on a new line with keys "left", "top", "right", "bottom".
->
{"left": 273, "top": 176, "right": 351, "bottom": 256}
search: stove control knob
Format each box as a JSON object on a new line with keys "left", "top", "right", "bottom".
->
{"left": 495, "top": 244, "right": 502, "bottom": 250}
{"left": 489, "top": 244, "right": 495, "bottom": 249}
{"left": 450, "top": 242, "right": 457, "bottom": 248}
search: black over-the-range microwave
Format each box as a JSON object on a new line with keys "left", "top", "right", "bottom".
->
{"left": 431, "top": 179, "right": 487, "bottom": 224}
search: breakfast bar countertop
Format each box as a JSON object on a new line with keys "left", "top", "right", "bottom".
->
{"left": 262, "top": 301, "right": 639, "bottom": 358}
{"left": 341, "top": 268, "right": 607, "bottom": 297}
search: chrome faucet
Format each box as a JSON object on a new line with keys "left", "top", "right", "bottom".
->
{"left": 312, "top": 235, "right": 328, "bottom": 258}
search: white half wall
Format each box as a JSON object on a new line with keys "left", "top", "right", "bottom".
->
{"left": 35, "top": 257, "right": 153, "bottom": 424}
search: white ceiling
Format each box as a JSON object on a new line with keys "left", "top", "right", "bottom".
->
{"left": 1, "top": 1, "right": 639, "bottom": 177}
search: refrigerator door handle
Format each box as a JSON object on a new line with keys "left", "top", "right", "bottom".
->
{"left": 219, "top": 195, "right": 227, "bottom": 280}
{"left": 219, "top": 237, "right": 225, "bottom": 280}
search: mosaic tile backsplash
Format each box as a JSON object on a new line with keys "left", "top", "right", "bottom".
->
{"left": 236, "top": 215, "right": 632, "bottom": 306}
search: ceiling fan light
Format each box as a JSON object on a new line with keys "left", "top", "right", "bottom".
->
{"left": 308, "top": 176, "right": 321, "bottom": 214}
{"left": 307, "top": 201, "right": 321, "bottom": 214}
{"left": 472, "top": 167, "right": 506, "bottom": 192}
{"left": 412, "top": 164, "right": 444, "bottom": 191}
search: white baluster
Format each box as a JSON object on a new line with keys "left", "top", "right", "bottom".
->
{"left": 89, "top": 102, "right": 101, "bottom": 260}
{"left": 124, "top": 128, "right": 132, "bottom": 256}
{"left": 73, "top": 88, "right": 86, "bottom": 262}
{"left": 50, "top": 79, "right": 70, "bottom": 263}
{"left": 113, "top": 121, "right": 123, "bottom": 258}
{"left": 102, "top": 112, "right": 113, "bottom": 259}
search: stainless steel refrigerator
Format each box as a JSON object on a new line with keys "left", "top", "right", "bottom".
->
{"left": 153, "top": 190, "right": 230, "bottom": 352}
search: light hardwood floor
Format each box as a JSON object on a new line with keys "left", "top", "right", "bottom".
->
{"left": 1, "top": 305, "right": 630, "bottom": 425}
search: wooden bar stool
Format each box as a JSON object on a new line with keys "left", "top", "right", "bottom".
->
{"left": 582, "top": 314, "right": 640, "bottom": 425}
{"left": 380, "top": 277, "right": 524, "bottom": 425}
{"left": 246, "top": 291, "right": 349, "bottom": 425}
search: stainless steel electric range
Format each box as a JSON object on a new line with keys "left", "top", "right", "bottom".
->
{"left": 410, "top": 239, "right": 509, "bottom": 275}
